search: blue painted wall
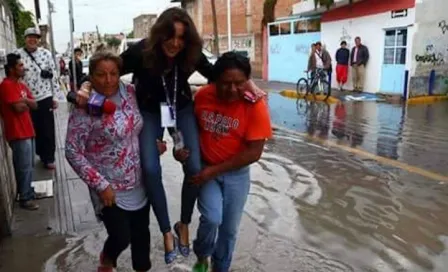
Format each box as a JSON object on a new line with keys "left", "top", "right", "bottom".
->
{"left": 268, "top": 32, "right": 321, "bottom": 83}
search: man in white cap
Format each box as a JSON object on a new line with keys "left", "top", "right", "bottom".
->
{"left": 14, "top": 27, "right": 59, "bottom": 170}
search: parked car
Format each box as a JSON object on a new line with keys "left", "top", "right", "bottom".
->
{"left": 189, "top": 48, "right": 217, "bottom": 86}
{"left": 81, "top": 58, "right": 89, "bottom": 75}
{"left": 118, "top": 37, "right": 217, "bottom": 86}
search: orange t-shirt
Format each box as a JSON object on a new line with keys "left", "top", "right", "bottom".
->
{"left": 194, "top": 84, "right": 272, "bottom": 165}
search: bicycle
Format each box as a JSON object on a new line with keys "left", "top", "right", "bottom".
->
{"left": 296, "top": 68, "right": 331, "bottom": 101}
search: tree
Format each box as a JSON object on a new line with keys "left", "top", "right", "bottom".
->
{"left": 261, "top": 0, "right": 278, "bottom": 79}
{"left": 7, "top": 0, "right": 35, "bottom": 47}
{"left": 105, "top": 37, "right": 122, "bottom": 48}
{"left": 210, "top": 0, "right": 220, "bottom": 55}
{"left": 127, "top": 31, "right": 134, "bottom": 39}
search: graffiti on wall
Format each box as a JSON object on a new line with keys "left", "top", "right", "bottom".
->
{"left": 438, "top": 20, "right": 448, "bottom": 34}
{"left": 270, "top": 43, "right": 281, "bottom": 54}
{"left": 295, "top": 44, "right": 309, "bottom": 55}
{"left": 415, "top": 39, "right": 448, "bottom": 66}
{"left": 340, "top": 26, "right": 352, "bottom": 43}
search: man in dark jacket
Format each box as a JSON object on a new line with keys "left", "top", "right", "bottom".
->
{"left": 350, "top": 37, "right": 369, "bottom": 92}
{"left": 69, "top": 48, "right": 84, "bottom": 91}
{"left": 335, "top": 41, "right": 350, "bottom": 91}
{"left": 307, "top": 42, "right": 332, "bottom": 77}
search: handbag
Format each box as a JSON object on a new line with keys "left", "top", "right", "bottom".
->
{"left": 24, "top": 49, "right": 54, "bottom": 79}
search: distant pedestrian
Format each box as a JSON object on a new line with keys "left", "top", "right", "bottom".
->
{"left": 307, "top": 42, "right": 332, "bottom": 77}
{"left": 69, "top": 48, "right": 85, "bottom": 91}
{"left": 350, "top": 37, "right": 369, "bottom": 92}
{"left": 0, "top": 53, "right": 39, "bottom": 210}
{"left": 14, "top": 27, "right": 59, "bottom": 170}
{"left": 59, "top": 57, "right": 67, "bottom": 75}
{"left": 335, "top": 41, "right": 350, "bottom": 91}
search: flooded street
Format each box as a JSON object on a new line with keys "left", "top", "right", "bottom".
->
{"left": 38, "top": 96, "right": 448, "bottom": 272}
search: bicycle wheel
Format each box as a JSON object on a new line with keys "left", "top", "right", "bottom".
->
{"left": 312, "top": 79, "right": 331, "bottom": 101}
{"left": 296, "top": 78, "right": 308, "bottom": 96}
{"left": 296, "top": 98, "right": 310, "bottom": 116}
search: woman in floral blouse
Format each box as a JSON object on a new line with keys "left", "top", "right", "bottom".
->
{"left": 65, "top": 51, "right": 151, "bottom": 272}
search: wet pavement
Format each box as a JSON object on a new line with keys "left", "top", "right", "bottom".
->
{"left": 3, "top": 83, "right": 448, "bottom": 271}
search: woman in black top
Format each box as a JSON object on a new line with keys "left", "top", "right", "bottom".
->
{"left": 120, "top": 8, "right": 212, "bottom": 264}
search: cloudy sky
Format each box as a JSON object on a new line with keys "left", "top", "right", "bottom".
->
{"left": 20, "top": 0, "right": 178, "bottom": 52}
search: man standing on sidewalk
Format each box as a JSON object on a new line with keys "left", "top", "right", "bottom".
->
{"left": 0, "top": 53, "right": 39, "bottom": 210}
{"left": 335, "top": 41, "right": 350, "bottom": 91}
{"left": 350, "top": 37, "right": 369, "bottom": 92}
{"left": 69, "top": 48, "right": 84, "bottom": 91}
{"left": 15, "top": 27, "right": 59, "bottom": 169}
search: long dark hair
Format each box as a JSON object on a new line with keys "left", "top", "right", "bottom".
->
{"left": 143, "top": 7, "right": 203, "bottom": 75}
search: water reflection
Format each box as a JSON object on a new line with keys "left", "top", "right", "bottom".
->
{"left": 269, "top": 93, "right": 448, "bottom": 175}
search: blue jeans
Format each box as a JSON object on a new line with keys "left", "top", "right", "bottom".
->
{"left": 139, "top": 103, "right": 202, "bottom": 234}
{"left": 193, "top": 167, "right": 251, "bottom": 272}
{"left": 9, "top": 138, "right": 35, "bottom": 202}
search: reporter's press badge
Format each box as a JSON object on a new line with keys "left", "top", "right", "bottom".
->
{"left": 172, "top": 130, "right": 185, "bottom": 151}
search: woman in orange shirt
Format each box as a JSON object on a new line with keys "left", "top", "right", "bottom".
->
{"left": 177, "top": 52, "right": 272, "bottom": 272}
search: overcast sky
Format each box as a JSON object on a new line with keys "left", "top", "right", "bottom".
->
{"left": 20, "top": 0, "right": 178, "bottom": 52}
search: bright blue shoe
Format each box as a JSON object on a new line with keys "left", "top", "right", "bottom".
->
{"left": 174, "top": 222, "right": 191, "bottom": 257}
{"left": 164, "top": 238, "right": 177, "bottom": 264}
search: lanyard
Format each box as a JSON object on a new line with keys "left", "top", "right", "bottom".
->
{"left": 161, "top": 66, "right": 178, "bottom": 122}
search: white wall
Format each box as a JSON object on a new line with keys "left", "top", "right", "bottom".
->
{"left": 411, "top": 0, "right": 448, "bottom": 77}
{"left": 321, "top": 8, "right": 415, "bottom": 93}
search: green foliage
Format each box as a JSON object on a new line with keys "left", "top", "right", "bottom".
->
{"left": 105, "top": 37, "right": 121, "bottom": 48}
{"left": 126, "top": 31, "right": 134, "bottom": 38}
{"left": 7, "top": 0, "right": 35, "bottom": 47}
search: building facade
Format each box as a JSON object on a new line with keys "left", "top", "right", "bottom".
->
{"left": 133, "top": 14, "right": 157, "bottom": 39}
{"left": 269, "top": 0, "right": 417, "bottom": 95}
{"left": 176, "top": 0, "right": 301, "bottom": 77}
{"left": 0, "top": 0, "right": 17, "bottom": 239}
{"left": 408, "top": 0, "right": 448, "bottom": 97}
{"left": 269, "top": 0, "right": 448, "bottom": 97}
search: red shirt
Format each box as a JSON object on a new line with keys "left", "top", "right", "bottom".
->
{"left": 194, "top": 84, "right": 272, "bottom": 165}
{"left": 0, "top": 78, "right": 35, "bottom": 141}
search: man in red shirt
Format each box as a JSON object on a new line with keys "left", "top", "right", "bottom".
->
{"left": 175, "top": 52, "right": 272, "bottom": 272}
{"left": 0, "top": 53, "right": 39, "bottom": 210}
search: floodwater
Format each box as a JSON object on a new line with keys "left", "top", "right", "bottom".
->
{"left": 43, "top": 96, "right": 448, "bottom": 271}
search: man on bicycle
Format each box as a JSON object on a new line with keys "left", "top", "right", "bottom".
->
{"left": 307, "top": 42, "right": 332, "bottom": 79}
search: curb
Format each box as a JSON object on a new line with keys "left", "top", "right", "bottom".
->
{"left": 407, "top": 95, "right": 448, "bottom": 105}
{"left": 279, "top": 90, "right": 340, "bottom": 104}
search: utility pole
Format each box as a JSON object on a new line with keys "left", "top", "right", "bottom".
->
{"left": 68, "top": 0, "right": 77, "bottom": 90}
{"left": 47, "top": 0, "right": 57, "bottom": 68}
{"left": 96, "top": 25, "right": 102, "bottom": 43}
{"left": 227, "top": 0, "right": 232, "bottom": 51}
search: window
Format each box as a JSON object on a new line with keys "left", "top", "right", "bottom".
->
{"left": 307, "top": 18, "right": 321, "bottom": 33}
{"left": 293, "top": 18, "right": 321, "bottom": 34}
{"left": 279, "top": 22, "right": 291, "bottom": 35}
{"left": 294, "top": 20, "right": 307, "bottom": 34}
{"left": 383, "top": 29, "right": 407, "bottom": 65}
{"left": 269, "top": 24, "right": 280, "bottom": 36}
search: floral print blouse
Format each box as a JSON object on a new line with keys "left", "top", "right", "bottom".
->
{"left": 65, "top": 83, "right": 143, "bottom": 193}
